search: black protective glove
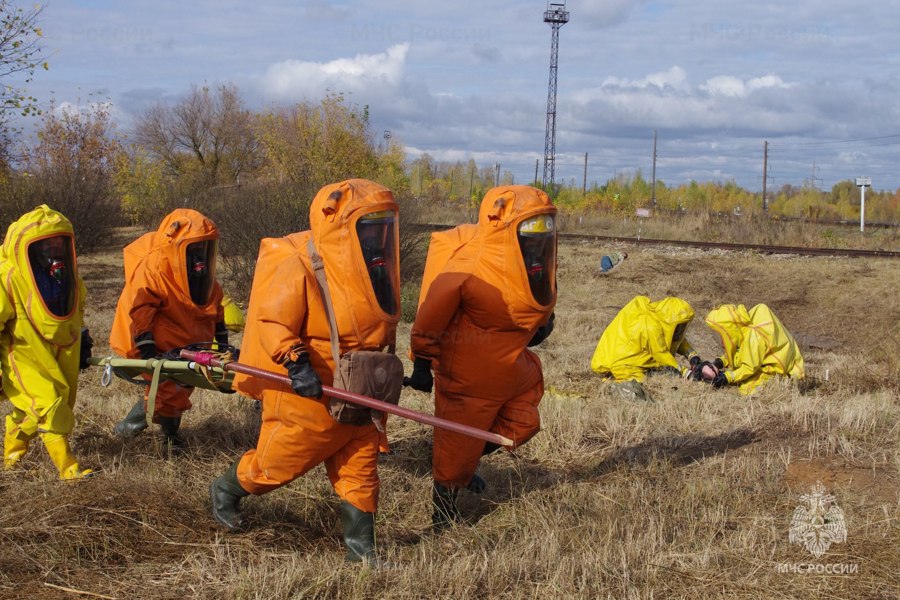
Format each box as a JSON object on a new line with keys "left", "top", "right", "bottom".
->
{"left": 79, "top": 328, "right": 93, "bottom": 370}
{"left": 403, "top": 357, "right": 433, "bottom": 393}
{"left": 527, "top": 312, "right": 555, "bottom": 347}
{"left": 214, "top": 321, "right": 229, "bottom": 347}
{"left": 712, "top": 370, "right": 728, "bottom": 389}
{"left": 687, "top": 355, "right": 703, "bottom": 381}
{"left": 285, "top": 356, "right": 323, "bottom": 398}
{"left": 713, "top": 358, "right": 725, "bottom": 370}
{"left": 134, "top": 332, "right": 158, "bottom": 360}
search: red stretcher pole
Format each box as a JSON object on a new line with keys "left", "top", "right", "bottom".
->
{"left": 180, "top": 350, "right": 513, "bottom": 447}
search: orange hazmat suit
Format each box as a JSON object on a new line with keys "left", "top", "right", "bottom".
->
{"left": 233, "top": 179, "right": 401, "bottom": 514}
{"left": 590, "top": 296, "right": 699, "bottom": 382}
{"left": 109, "top": 209, "right": 224, "bottom": 418}
{"left": 411, "top": 185, "right": 557, "bottom": 489}
{"left": 704, "top": 303, "right": 805, "bottom": 394}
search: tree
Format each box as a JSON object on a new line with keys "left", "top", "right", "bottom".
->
{"left": 0, "top": 1, "right": 48, "bottom": 161}
{"left": 22, "top": 103, "right": 121, "bottom": 250}
{"left": 255, "top": 93, "right": 378, "bottom": 190}
{"left": 135, "top": 84, "right": 259, "bottom": 188}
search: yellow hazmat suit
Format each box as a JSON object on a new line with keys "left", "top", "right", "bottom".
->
{"left": 0, "top": 205, "right": 92, "bottom": 479}
{"left": 222, "top": 293, "right": 245, "bottom": 333}
{"left": 704, "top": 303, "right": 805, "bottom": 394}
{"left": 590, "top": 296, "right": 698, "bottom": 382}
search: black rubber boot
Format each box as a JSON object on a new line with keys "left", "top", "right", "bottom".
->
{"left": 113, "top": 398, "right": 149, "bottom": 437}
{"left": 481, "top": 442, "right": 501, "bottom": 456}
{"left": 431, "top": 481, "right": 461, "bottom": 531}
{"left": 210, "top": 461, "right": 249, "bottom": 531}
{"left": 340, "top": 501, "right": 378, "bottom": 564}
{"left": 157, "top": 416, "right": 184, "bottom": 454}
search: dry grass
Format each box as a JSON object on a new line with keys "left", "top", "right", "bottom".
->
{"left": 1, "top": 228, "right": 898, "bottom": 599}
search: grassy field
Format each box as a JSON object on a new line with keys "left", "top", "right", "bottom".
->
{"left": 1, "top": 226, "right": 898, "bottom": 599}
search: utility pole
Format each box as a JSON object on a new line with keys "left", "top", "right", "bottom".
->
{"left": 650, "top": 130, "right": 658, "bottom": 207}
{"left": 762, "top": 140, "right": 768, "bottom": 213}
{"left": 495, "top": 163, "right": 501, "bottom": 187}
{"left": 582, "top": 152, "right": 588, "bottom": 196}
{"left": 534, "top": 159, "right": 539, "bottom": 186}
{"left": 542, "top": 2, "right": 569, "bottom": 189}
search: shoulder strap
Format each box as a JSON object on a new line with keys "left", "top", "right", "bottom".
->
{"left": 306, "top": 239, "right": 344, "bottom": 374}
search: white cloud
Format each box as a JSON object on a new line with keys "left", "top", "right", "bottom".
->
{"left": 701, "top": 74, "right": 790, "bottom": 97}
{"left": 262, "top": 43, "right": 410, "bottom": 99}
{"left": 600, "top": 66, "right": 689, "bottom": 92}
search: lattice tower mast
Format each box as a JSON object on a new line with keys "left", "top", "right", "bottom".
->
{"left": 542, "top": 2, "right": 569, "bottom": 189}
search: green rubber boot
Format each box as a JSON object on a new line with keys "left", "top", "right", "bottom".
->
{"left": 113, "top": 398, "right": 149, "bottom": 437}
{"left": 340, "top": 501, "right": 377, "bottom": 564}
{"left": 210, "top": 461, "right": 249, "bottom": 531}
{"left": 157, "top": 415, "right": 184, "bottom": 454}
{"left": 431, "top": 481, "right": 461, "bottom": 531}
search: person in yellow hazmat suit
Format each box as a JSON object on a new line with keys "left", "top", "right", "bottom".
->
{"left": 590, "top": 296, "right": 702, "bottom": 401}
{"left": 702, "top": 303, "right": 804, "bottom": 394}
{"left": 1, "top": 205, "right": 95, "bottom": 480}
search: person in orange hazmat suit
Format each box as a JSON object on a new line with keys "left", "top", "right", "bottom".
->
{"left": 209, "top": 179, "right": 401, "bottom": 564}
{"left": 407, "top": 185, "right": 557, "bottom": 530}
{"left": 702, "top": 303, "right": 804, "bottom": 394}
{"left": 1, "top": 205, "right": 95, "bottom": 480}
{"left": 109, "top": 208, "right": 227, "bottom": 451}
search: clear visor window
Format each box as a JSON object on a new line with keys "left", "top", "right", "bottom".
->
{"left": 186, "top": 240, "right": 217, "bottom": 305}
{"left": 356, "top": 212, "right": 399, "bottom": 315}
{"left": 517, "top": 216, "right": 556, "bottom": 306}
{"left": 672, "top": 322, "right": 688, "bottom": 349}
{"left": 27, "top": 235, "right": 76, "bottom": 317}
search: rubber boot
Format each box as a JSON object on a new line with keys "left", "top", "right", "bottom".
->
{"left": 340, "top": 501, "right": 377, "bottom": 564}
{"left": 3, "top": 425, "right": 30, "bottom": 471}
{"left": 42, "top": 433, "right": 94, "bottom": 480}
{"left": 157, "top": 415, "right": 184, "bottom": 455}
{"left": 210, "top": 461, "right": 249, "bottom": 531}
{"left": 113, "top": 398, "right": 149, "bottom": 437}
{"left": 431, "top": 481, "right": 461, "bottom": 531}
{"left": 466, "top": 473, "right": 486, "bottom": 494}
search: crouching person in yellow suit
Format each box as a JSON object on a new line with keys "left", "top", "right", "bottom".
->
{"left": 1, "top": 205, "right": 95, "bottom": 480}
{"left": 590, "top": 296, "right": 701, "bottom": 401}
{"left": 703, "top": 303, "right": 804, "bottom": 394}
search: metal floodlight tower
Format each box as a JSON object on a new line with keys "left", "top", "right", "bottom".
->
{"left": 542, "top": 2, "right": 569, "bottom": 189}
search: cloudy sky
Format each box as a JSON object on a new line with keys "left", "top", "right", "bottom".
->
{"left": 17, "top": 0, "right": 900, "bottom": 192}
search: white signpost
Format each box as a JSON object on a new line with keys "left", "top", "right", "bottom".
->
{"left": 855, "top": 177, "right": 871, "bottom": 233}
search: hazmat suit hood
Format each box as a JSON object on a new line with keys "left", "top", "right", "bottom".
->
{"left": 704, "top": 303, "right": 750, "bottom": 362}
{"left": 151, "top": 209, "right": 220, "bottom": 307}
{"left": 309, "top": 178, "right": 401, "bottom": 330}
{"left": 651, "top": 297, "right": 695, "bottom": 353}
{"left": 0, "top": 205, "right": 83, "bottom": 345}
{"left": 475, "top": 185, "right": 557, "bottom": 328}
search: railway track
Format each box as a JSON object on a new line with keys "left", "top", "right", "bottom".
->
{"left": 557, "top": 233, "right": 899, "bottom": 259}
{"left": 415, "top": 224, "right": 899, "bottom": 259}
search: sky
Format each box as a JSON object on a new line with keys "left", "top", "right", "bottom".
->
{"left": 13, "top": 0, "right": 900, "bottom": 193}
